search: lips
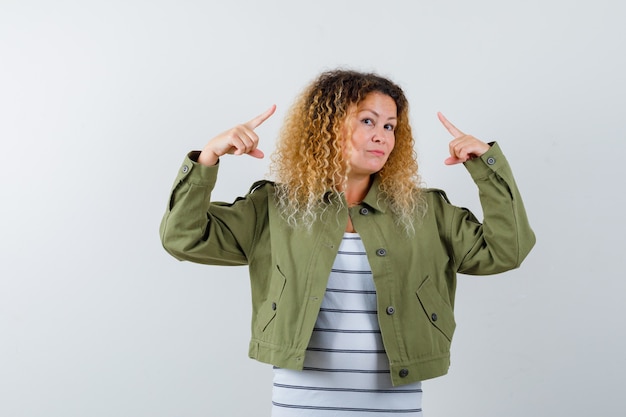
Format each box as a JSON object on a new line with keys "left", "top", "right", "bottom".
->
{"left": 367, "top": 150, "right": 386, "bottom": 157}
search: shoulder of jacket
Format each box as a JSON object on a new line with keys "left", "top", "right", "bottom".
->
{"left": 248, "top": 179, "right": 275, "bottom": 195}
{"left": 422, "top": 187, "right": 451, "bottom": 204}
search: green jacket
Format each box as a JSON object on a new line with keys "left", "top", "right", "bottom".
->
{"left": 159, "top": 142, "right": 535, "bottom": 386}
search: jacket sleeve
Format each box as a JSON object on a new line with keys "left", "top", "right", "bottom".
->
{"left": 159, "top": 152, "right": 262, "bottom": 266}
{"left": 445, "top": 142, "right": 536, "bottom": 275}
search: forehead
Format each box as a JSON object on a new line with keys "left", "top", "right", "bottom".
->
{"left": 355, "top": 92, "right": 397, "bottom": 115}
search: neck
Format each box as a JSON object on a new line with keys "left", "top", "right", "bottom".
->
{"left": 343, "top": 175, "right": 372, "bottom": 206}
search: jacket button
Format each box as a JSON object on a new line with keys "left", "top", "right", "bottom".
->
{"left": 271, "top": 302, "right": 277, "bottom": 311}
{"left": 486, "top": 157, "right": 496, "bottom": 165}
{"left": 182, "top": 165, "right": 190, "bottom": 173}
{"left": 399, "top": 368, "right": 409, "bottom": 378}
{"left": 386, "top": 306, "right": 395, "bottom": 315}
{"left": 359, "top": 207, "right": 369, "bottom": 215}
{"left": 431, "top": 313, "right": 438, "bottom": 322}
{"left": 376, "top": 248, "right": 387, "bottom": 256}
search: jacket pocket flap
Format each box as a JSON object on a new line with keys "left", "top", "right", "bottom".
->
{"left": 416, "top": 276, "right": 456, "bottom": 341}
{"left": 257, "top": 265, "right": 287, "bottom": 332}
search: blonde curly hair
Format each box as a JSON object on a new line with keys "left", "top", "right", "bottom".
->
{"left": 270, "top": 70, "right": 424, "bottom": 232}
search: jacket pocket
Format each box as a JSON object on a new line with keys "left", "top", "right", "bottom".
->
{"left": 415, "top": 276, "right": 456, "bottom": 342}
{"left": 256, "top": 265, "right": 287, "bottom": 333}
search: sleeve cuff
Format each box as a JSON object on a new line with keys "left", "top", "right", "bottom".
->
{"left": 463, "top": 141, "right": 507, "bottom": 181}
{"left": 173, "top": 151, "right": 220, "bottom": 187}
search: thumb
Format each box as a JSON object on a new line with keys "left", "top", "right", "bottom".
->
{"left": 444, "top": 156, "right": 463, "bottom": 165}
{"left": 247, "top": 148, "right": 265, "bottom": 159}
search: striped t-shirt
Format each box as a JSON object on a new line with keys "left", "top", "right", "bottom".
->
{"left": 272, "top": 233, "right": 423, "bottom": 416}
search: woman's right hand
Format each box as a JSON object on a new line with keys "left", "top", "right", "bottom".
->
{"left": 198, "top": 105, "right": 277, "bottom": 166}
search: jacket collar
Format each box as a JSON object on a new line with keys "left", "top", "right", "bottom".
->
{"left": 322, "top": 175, "right": 389, "bottom": 213}
{"left": 361, "top": 175, "right": 388, "bottom": 213}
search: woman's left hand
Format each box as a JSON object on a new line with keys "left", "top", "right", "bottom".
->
{"left": 437, "top": 112, "right": 491, "bottom": 165}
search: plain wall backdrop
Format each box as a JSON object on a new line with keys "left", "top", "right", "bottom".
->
{"left": 1, "top": 1, "right": 624, "bottom": 416}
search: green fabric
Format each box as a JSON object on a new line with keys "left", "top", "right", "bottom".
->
{"left": 159, "top": 142, "right": 535, "bottom": 386}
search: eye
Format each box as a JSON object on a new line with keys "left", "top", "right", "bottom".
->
{"left": 384, "top": 124, "right": 396, "bottom": 131}
{"left": 361, "top": 118, "right": 373, "bottom": 126}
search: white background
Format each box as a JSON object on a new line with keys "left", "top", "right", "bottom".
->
{"left": 1, "top": 1, "right": 624, "bottom": 416}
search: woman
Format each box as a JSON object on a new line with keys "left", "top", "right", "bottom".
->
{"left": 160, "top": 70, "right": 535, "bottom": 416}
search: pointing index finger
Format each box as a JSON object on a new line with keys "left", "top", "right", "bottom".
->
{"left": 245, "top": 104, "right": 277, "bottom": 130}
{"left": 437, "top": 112, "right": 465, "bottom": 138}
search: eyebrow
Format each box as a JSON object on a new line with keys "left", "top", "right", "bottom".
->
{"left": 359, "top": 109, "right": 397, "bottom": 120}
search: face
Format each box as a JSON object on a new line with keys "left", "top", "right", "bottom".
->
{"left": 343, "top": 92, "right": 397, "bottom": 178}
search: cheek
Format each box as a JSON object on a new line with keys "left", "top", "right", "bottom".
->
{"left": 351, "top": 129, "right": 369, "bottom": 149}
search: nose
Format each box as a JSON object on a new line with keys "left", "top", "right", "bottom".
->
{"left": 373, "top": 126, "right": 389, "bottom": 143}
